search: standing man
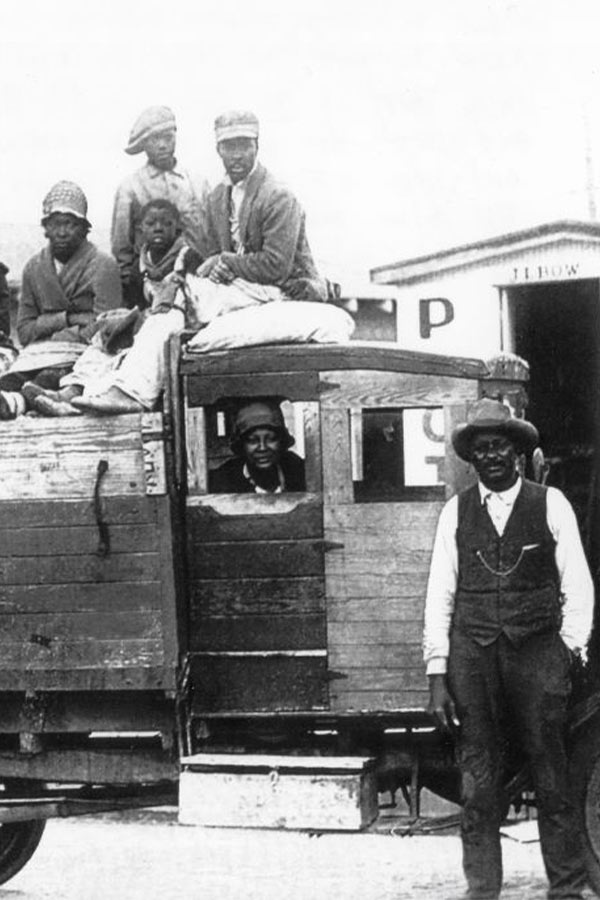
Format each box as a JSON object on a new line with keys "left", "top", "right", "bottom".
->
{"left": 111, "top": 105, "right": 209, "bottom": 302}
{"left": 423, "top": 398, "right": 594, "bottom": 900}
{"left": 76, "top": 110, "right": 331, "bottom": 415}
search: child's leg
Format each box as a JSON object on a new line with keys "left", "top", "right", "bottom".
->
{"left": 76, "top": 308, "right": 184, "bottom": 412}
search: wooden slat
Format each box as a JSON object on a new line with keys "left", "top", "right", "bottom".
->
{"left": 185, "top": 371, "right": 320, "bottom": 406}
{"left": 328, "top": 621, "right": 424, "bottom": 644}
{"left": 0, "top": 692, "right": 174, "bottom": 733}
{"left": 329, "top": 644, "right": 423, "bottom": 668}
{"left": 319, "top": 370, "right": 479, "bottom": 409}
{"left": 141, "top": 412, "right": 166, "bottom": 495}
{"left": 327, "top": 572, "right": 429, "bottom": 599}
{"left": 0, "top": 639, "right": 164, "bottom": 669}
{"left": 190, "top": 655, "right": 328, "bottom": 712}
{"left": 444, "top": 402, "right": 478, "bottom": 498}
{"left": 186, "top": 494, "right": 322, "bottom": 542}
{"left": 188, "top": 540, "right": 324, "bottom": 579}
{"left": 327, "top": 597, "right": 425, "bottom": 622}
{"left": 0, "top": 582, "right": 162, "bottom": 614}
{"left": 189, "top": 614, "right": 327, "bottom": 651}
{"left": 0, "top": 553, "right": 161, "bottom": 585}
{"left": 0, "top": 496, "right": 159, "bottom": 528}
{"left": 329, "top": 690, "right": 428, "bottom": 713}
{"left": 321, "top": 408, "right": 353, "bottom": 504}
{"left": 185, "top": 403, "right": 207, "bottom": 494}
{"left": 156, "top": 498, "right": 182, "bottom": 670}
{"left": 0, "top": 414, "right": 151, "bottom": 499}
{"left": 0, "top": 524, "right": 159, "bottom": 557}
{"left": 0, "top": 610, "right": 162, "bottom": 642}
{"left": 188, "top": 577, "right": 325, "bottom": 616}
{"left": 179, "top": 343, "right": 488, "bottom": 380}
{"left": 303, "top": 402, "right": 323, "bottom": 493}
{"left": 0, "top": 749, "right": 178, "bottom": 783}
{"left": 329, "top": 667, "right": 427, "bottom": 692}
{"left": 0, "top": 666, "right": 175, "bottom": 692}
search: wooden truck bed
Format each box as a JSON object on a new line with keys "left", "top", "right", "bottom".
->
{"left": 0, "top": 412, "right": 181, "bottom": 728}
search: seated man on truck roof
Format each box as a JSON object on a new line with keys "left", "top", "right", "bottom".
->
{"left": 74, "top": 109, "right": 340, "bottom": 416}
{"left": 209, "top": 400, "right": 306, "bottom": 494}
{"left": 0, "top": 181, "right": 122, "bottom": 420}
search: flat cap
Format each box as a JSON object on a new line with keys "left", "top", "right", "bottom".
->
{"left": 125, "top": 106, "right": 176, "bottom": 155}
{"left": 214, "top": 110, "right": 259, "bottom": 143}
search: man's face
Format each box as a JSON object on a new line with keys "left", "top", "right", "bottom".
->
{"left": 242, "top": 426, "right": 282, "bottom": 470}
{"left": 44, "top": 213, "right": 87, "bottom": 262}
{"left": 144, "top": 129, "right": 176, "bottom": 170}
{"left": 141, "top": 207, "right": 179, "bottom": 256}
{"left": 470, "top": 431, "right": 519, "bottom": 492}
{"left": 217, "top": 137, "right": 258, "bottom": 184}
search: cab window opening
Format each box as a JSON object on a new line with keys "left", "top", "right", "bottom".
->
{"left": 352, "top": 406, "right": 445, "bottom": 502}
{"left": 204, "top": 397, "right": 310, "bottom": 495}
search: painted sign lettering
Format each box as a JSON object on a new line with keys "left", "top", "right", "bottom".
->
{"left": 510, "top": 263, "right": 580, "bottom": 283}
{"left": 419, "top": 297, "right": 454, "bottom": 339}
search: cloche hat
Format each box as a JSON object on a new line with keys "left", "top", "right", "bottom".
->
{"left": 41, "top": 181, "right": 90, "bottom": 226}
{"left": 230, "top": 400, "right": 294, "bottom": 456}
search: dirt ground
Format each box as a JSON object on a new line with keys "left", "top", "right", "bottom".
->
{"left": 1, "top": 811, "right": 598, "bottom": 900}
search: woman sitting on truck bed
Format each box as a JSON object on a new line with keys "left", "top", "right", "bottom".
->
{"left": 0, "top": 181, "right": 122, "bottom": 419}
{"left": 209, "top": 400, "right": 306, "bottom": 494}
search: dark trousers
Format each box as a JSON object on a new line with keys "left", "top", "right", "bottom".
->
{"left": 448, "top": 630, "right": 586, "bottom": 900}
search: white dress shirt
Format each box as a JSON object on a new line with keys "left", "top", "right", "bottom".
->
{"left": 423, "top": 477, "right": 594, "bottom": 675}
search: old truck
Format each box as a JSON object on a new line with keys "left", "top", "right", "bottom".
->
{"left": 0, "top": 337, "right": 599, "bottom": 887}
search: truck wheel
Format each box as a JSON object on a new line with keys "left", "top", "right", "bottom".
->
{"left": 0, "top": 820, "right": 46, "bottom": 886}
{"left": 583, "top": 753, "right": 600, "bottom": 893}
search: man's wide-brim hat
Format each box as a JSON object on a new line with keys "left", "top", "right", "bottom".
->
{"left": 215, "top": 110, "right": 259, "bottom": 143}
{"left": 41, "top": 180, "right": 90, "bottom": 227}
{"left": 452, "top": 398, "right": 539, "bottom": 462}
{"left": 230, "top": 400, "right": 294, "bottom": 456}
{"left": 125, "top": 105, "right": 176, "bottom": 155}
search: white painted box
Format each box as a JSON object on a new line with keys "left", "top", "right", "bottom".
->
{"left": 179, "top": 753, "right": 378, "bottom": 831}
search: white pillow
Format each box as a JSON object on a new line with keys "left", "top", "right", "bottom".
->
{"left": 186, "top": 301, "right": 355, "bottom": 352}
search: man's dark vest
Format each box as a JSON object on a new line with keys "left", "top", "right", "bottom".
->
{"left": 453, "top": 480, "right": 561, "bottom": 646}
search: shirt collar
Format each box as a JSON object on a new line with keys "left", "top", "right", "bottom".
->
{"left": 242, "top": 462, "right": 285, "bottom": 494}
{"left": 146, "top": 160, "right": 184, "bottom": 180}
{"left": 478, "top": 475, "right": 522, "bottom": 506}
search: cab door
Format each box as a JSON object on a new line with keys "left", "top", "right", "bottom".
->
{"left": 319, "top": 366, "right": 479, "bottom": 714}
{"left": 180, "top": 368, "right": 330, "bottom": 716}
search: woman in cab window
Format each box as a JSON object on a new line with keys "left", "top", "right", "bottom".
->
{"left": 209, "top": 400, "right": 306, "bottom": 494}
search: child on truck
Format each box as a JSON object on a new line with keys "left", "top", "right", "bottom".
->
{"left": 27, "top": 199, "right": 199, "bottom": 416}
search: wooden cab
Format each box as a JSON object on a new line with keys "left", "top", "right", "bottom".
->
{"left": 174, "top": 341, "right": 526, "bottom": 732}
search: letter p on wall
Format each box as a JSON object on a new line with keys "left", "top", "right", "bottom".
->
{"left": 419, "top": 298, "right": 454, "bottom": 339}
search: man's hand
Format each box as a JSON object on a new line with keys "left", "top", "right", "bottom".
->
{"left": 195, "top": 255, "right": 221, "bottom": 279}
{"left": 208, "top": 256, "right": 235, "bottom": 285}
{"left": 427, "top": 674, "right": 460, "bottom": 733}
{"left": 66, "top": 311, "right": 90, "bottom": 328}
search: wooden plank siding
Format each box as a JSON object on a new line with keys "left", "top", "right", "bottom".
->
{"left": 186, "top": 487, "right": 328, "bottom": 713}
{"left": 324, "top": 495, "right": 442, "bottom": 713}
{"left": 0, "top": 494, "right": 179, "bottom": 692}
{"left": 0, "top": 413, "right": 165, "bottom": 500}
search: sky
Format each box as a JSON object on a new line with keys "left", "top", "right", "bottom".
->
{"left": 2, "top": 0, "right": 600, "bottom": 286}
